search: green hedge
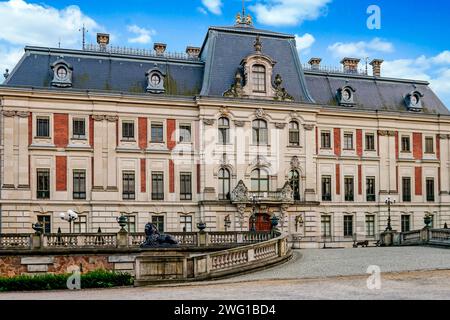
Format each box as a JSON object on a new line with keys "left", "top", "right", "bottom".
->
{"left": 0, "top": 270, "right": 133, "bottom": 292}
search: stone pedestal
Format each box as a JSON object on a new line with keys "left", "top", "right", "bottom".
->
{"left": 31, "top": 234, "right": 42, "bottom": 250}
{"left": 134, "top": 251, "right": 188, "bottom": 285}
{"left": 117, "top": 231, "right": 129, "bottom": 248}
{"left": 380, "top": 230, "right": 398, "bottom": 246}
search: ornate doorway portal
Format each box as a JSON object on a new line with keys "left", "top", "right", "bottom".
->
{"left": 250, "top": 213, "right": 272, "bottom": 232}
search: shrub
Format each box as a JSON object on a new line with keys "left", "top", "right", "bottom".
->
{"left": 0, "top": 270, "right": 133, "bottom": 292}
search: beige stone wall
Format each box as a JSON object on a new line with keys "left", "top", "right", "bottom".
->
{"left": 1, "top": 89, "right": 450, "bottom": 242}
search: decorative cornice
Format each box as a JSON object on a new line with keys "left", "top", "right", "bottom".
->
{"left": 378, "top": 130, "right": 396, "bottom": 136}
{"left": 16, "top": 111, "right": 30, "bottom": 118}
{"left": 438, "top": 134, "right": 450, "bottom": 140}
{"left": 2, "top": 110, "right": 16, "bottom": 117}
{"left": 92, "top": 115, "right": 105, "bottom": 121}
{"left": 203, "top": 119, "right": 215, "bottom": 126}
{"left": 303, "top": 124, "right": 315, "bottom": 131}
{"left": 275, "top": 122, "right": 286, "bottom": 129}
{"left": 106, "top": 115, "right": 119, "bottom": 122}
{"left": 234, "top": 120, "right": 246, "bottom": 127}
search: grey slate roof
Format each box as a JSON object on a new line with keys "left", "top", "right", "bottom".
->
{"left": 305, "top": 71, "right": 449, "bottom": 114}
{"left": 199, "top": 26, "right": 314, "bottom": 102}
{"left": 2, "top": 23, "right": 448, "bottom": 115}
{"left": 4, "top": 47, "right": 204, "bottom": 96}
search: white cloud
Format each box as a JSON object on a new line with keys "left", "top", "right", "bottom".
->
{"left": 201, "top": 0, "right": 222, "bottom": 15}
{"left": 197, "top": 7, "right": 208, "bottom": 15}
{"left": 0, "top": 45, "right": 23, "bottom": 83}
{"left": 0, "top": 0, "right": 99, "bottom": 47}
{"left": 127, "top": 25, "right": 155, "bottom": 44}
{"left": 382, "top": 52, "right": 450, "bottom": 108}
{"left": 328, "top": 38, "right": 394, "bottom": 59}
{"left": 250, "top": 0, "right": 332, "bottom": 26}
{"left": 295, "top": 33, "right": 315, "bottom": 55}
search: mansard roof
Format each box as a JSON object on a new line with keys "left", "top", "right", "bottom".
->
{"left": 2, "top": 23, "right": 448, "bottom": 115}
{"left": 4, "top": 46, "right": 204, "bottom": 96}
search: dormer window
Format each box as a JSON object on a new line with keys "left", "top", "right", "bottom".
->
{"left": 252, "top": 64, "right": 266, "bottom": 93}
{"left": 337, "top": 86, "right": 356, "bottom": 107}
{"left": 51, "top": 59, "right": 73, "bottom": 88}
{"left": 405, "top": 91, "right": 424, "bottom": 112}
{"left": 146, "top": 67, "right": 165, "bottom": 94}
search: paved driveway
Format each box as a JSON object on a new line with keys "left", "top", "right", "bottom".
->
{"left": 1, "top": 247, "right": 450, "bottom": 300}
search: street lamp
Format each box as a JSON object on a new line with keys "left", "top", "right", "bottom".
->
{"left": 250, "top": 195, "right": 258, "bottom": 232}
{"left": 224, "top": 215, "right": 231, "bottom": 232}
{"left": 385, "top": 197, "right": 396, "bottom": 232}
{"left": 60, "top": 210, "right": 79, "bottom": 233}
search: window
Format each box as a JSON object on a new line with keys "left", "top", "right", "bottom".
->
{"left": 322, "top": 176, "right": 332, "bottom": 201}
{"left": 73, "top": 170, "right": 86, "bottom": 200}
{"left": 122, "top": 121, "right": 135, "bottom": 140}
{"left": 126, "top": 215, "right": 136, "bottom": 233}
{"left": 251, "top": 169, "right": 269, "bottom": 193}
{"left": 218, "top": 168, "right": 231, "bottom": 200}
{"left": 152, "top": 216, "right": 165, "bottom": 233}
{"left": 344, "top": 177, "right": 354, "bottom": 202}
{"left": 73, "top": 118, "right": 86, "bottom": 139}
{"left": 180, "top": 215, "right": 193, "bottom": 232}
{"left": 366, "top": 215, "right": 375, "bottom": 236}
{"left": 401, "top": 215, "right": 411, "bottom": 233}
{"left": 401, "top": 136, "right": 411, "bottom": 152}
{"left": 179, "top": 124, "right": 191, "bottom": 143}
{"left": 37, "top": 216, "right": 51, "bottom": 234}
{"left": 402, "top": 177, "right": 411, "bottom": 202}
{"left": 37, "top": 169, "right": 50, "bottom": 199}
{"left": 151, "top": 123, "right": 164, "bottom": 143}
{"left": 151, "top": 172, "right": 164, "bottom": 200}
{"left": 365, "top": 133, "right": 375, "bottom": 151}
{"left": 218, "top": 118, "right": 230, "bottom": 145}
{"left": 344, "top": 133, "right": 354, "bottom": 150}
{"left": 57, "top": 66, "right": 68, "bottom": 79}
{"left": 289, "top": 170, "right": 301, "bottom": 201}
{"left": 252, "top": 119, "right": 268, "bottom": 145}
{"left": 252, "top": 64, "right": 266, "bottom": 93}
{"left": 36, "top": 117, "right": 50, "bottom": 138}
{"left": 73, "top": 215, "right": 87, "bottom": 233}
{"left": 289, "top": 121, "right": 300, "bottom": 146}
{"left": 425, "top": 137, "right": 434, "bottom": 154}
{"left": 426, "top": 178, "right": 435, "bottom": 202}
{"left": 180, "top": 173, "right": 192, "bottom": 200}
{"left": 122, "top": 172, "right": 135, "bottom": 200}
{"left": 321, "top": 131, "right": 331, "bottom": 149}
{"left": 366, "top": 177, "right": 376, "bottom": 202}
{"left": 321, "top": 215, "right": 331, "bottom": 237}
{"left": 344, "top": 216, "right": 353, "bottom": 237}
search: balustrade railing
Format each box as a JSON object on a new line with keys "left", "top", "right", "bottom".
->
{"left": 0, "top": 231, "right": 275, "bottom": 250}
{"left": 429, "top": 229, "right": 450, "bottom": 243}
{"left": 0, "top": 234, "right": 31, "bottom": 249}
{"left": 400, "top": 230, "right": 421, "bottom": 244}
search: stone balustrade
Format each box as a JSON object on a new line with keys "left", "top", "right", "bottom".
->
{"left": 0, "top": 231, "right": 274, "bottom": 250}
{"left": 382, "top": 228, "right": 450, "bottom": 247}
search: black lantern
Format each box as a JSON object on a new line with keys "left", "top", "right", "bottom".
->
{"left": 270, "top": 214, "right": 280, "bottom": 229}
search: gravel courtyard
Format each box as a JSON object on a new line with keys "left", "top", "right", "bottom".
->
{"left": 1, "top": 246, "right": 450, "bottom": 300}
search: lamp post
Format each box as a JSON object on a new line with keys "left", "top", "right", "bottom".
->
{"left": 385, "top": 197, "right": 395, "bottom": 232}
{"left": 250, "top": 195, "right": 257, "bottom": 232}
{"left": 224, "top": 215, "right": 231, "bottom": 232}
{"left": 60, "top": 210, "right": 79, "bottom": 233}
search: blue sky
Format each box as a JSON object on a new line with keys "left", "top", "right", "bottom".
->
{"left": 0, "top": 0, "right": 449, "bottom": 106}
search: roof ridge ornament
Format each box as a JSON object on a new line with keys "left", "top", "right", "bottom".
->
{"left": 254, "top": 35, "right": 262, "bottom": 53}
{"left": 235, "top": 0, "right": 253, "bottom": 27}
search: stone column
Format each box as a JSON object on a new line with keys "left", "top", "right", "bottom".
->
{"left": 106, "top": 116, "right": 118, "bottom": 190}
{"left": 304, "top": 124, "right": 316, "bottom": 201}
{"left": 18, "top": 112, "right": 30, "bottom": 188}
{"left": 2, "top": 110, "right": 16, "bottom": 188}
{"left": 93, "top": 115, "right": 105, "bottom": 189}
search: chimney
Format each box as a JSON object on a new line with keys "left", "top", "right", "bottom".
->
{"left": 96, "top": 33, "right": 110, "bottom": 51}
{"left": 370, "top": 59, "right": 384, "bottom": 77}
{"left": 341, "top": 57, "right": 361, "bottom": 73}
{"left": 308, "top": 58, "right": 322, "bottom": 70}
{"left": 154, "top": 43, "right": 167, "bottom": 56}
{"left": 186, "top": 46, "right": 201, "bottom": 59}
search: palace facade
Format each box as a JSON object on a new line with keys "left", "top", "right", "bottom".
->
{"left": 1, "top": 14, "right": 449, "bottom": 248}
